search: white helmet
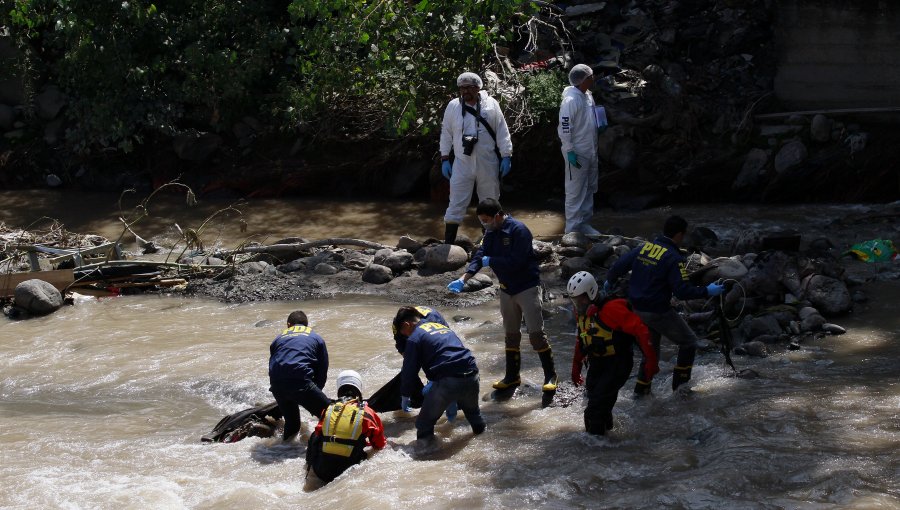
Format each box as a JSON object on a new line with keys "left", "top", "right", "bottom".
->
{"left": 337, "top": 370, "right": 363, "bottom": 395}
{"left": 567, "top": 271, "right": 598, "bottom": 300}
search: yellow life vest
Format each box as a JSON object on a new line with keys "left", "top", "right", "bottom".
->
{"left": 576, "top": 313, "right": 617, "bottom": 357}
{"left": 321, "top": 399, "right": 365, "bottom": 458}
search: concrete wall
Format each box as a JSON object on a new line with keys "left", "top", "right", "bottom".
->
{"left": 775, "top": 0, "right": 900, "bottom": 109}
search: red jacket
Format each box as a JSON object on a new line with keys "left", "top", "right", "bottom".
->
{"left": 313, "top": 402, "right": 387, "bottom": 451}
{"left": 572, "top": 298, "right": 659, "bottom": 383}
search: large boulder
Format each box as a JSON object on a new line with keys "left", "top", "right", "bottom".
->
{"left": 423, "top": 245, "right": 469, "bottom": 273}
{"left": 362, "top": 263, "right": 393, "bottom": 284}
{"left": 14, "top": 279, "right": 63, "bottom": 316}
{"left": 381, "top": 251, "right": 415, "bottom": 273}
{"left": 802, "top": 274, "right": 851, "bottom": 315}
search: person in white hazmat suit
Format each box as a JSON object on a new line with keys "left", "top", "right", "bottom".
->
{"left": 558, "top": 64, "right": 602, "bottom": 236}
{"left": 439, "top": 72, "right": 513, "bottom": 245}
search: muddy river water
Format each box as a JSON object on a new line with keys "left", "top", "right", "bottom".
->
{"left": 1, "top": 191, "right": 898, "bottom": 508}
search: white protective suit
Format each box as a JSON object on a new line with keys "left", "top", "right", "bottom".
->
{"left": 557, "top": 85, "right": 599, "bottom": 234}
{"left": 440, "top": 91, "right": 513, "bottom": 224}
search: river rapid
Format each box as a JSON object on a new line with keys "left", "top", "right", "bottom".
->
{"left": 1, "top": 192, "right": 899, "bottom": 509}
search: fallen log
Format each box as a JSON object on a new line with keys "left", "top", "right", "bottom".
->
{"left": 217, "top": 238, "right": 390, "bottom": 257}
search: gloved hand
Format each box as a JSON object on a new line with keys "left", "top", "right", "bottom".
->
{"left": 447, "top": 278, "right": 465, "bottom": 293}
{"left": 602, "top": 280, "right": 611, "bottom": 295}
{"left": 445, "top": 402, "right": 458, "bottom": 422}
{"left": 423, "top": 381, "right": 433, "bottom": 395}
{"left": 481, "top": 256, "right": 491, "bottom": 267}
{"left": 441, "top": 160, "right": 452, "bottom": 180}
{"left": 400, "top": 396, "right": 412, "bottom": 412}
{"left": 567, "top": 151, "right": 581, "bottom": 169}
{"left": 500, "top": 157, "right": 511, "bottom": 178}
{"left": 706, "top": 281, "right": 725, "bottom": 297}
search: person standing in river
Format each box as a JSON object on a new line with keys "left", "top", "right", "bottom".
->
{"left": 447, "top": 198, "right": 558, "bottom": 400}
{"left": 605, "top": 215, "right": 724, "bottom": 396}
{"left": 558, "top": 64, "right": 603, "bottom": 236}
{"left": 393, "top": 306, "right": 485, "bottom": 443}
{"left": 439, "top": 72, "right": 513, "bottom": 245}
{"left": 567, "top": 271, "right": 659, "bottom": 434}
{"left": 268, "top": 310, "right": 330, "bottom": 441}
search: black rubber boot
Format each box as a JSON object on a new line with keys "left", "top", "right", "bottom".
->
{"left": 584, "top": 414, "right": 605, "bottom": 435}
{"left": 672, "top": 365, "right": 692, "bottom": 391}
{"left": 537, "top": 348, "right": 558, "bottom": 392}
{"left": 492, "top": 349, "right": 521, "bottom": 389}
{"left": 633, "top": 377, "right": 652, "bottom": 399}
{"left": 444, "top": 223, "right": 459, "bottom": 245}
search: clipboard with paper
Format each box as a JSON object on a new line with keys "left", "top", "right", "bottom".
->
{"left": 593, "top": 105, "right": 608, "bottom": 129}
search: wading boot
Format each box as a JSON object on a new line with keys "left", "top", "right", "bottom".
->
{"left": 632, "top": 377, "right": 652, "bottom": 399}
{"left": 444, "top": 223, "right": 459, "bottom": 245}
{"left": 538, "top": 348, "right": 558, "bottom": 392}
{"left": 492, "top": 349, "right": 521, "bottom": 390}
{"left": 672, "top": 365, "right": 692, "bottom": 391}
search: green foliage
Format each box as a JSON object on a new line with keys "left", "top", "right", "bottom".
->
{"left": 282, "top": 0, "right": 532, "bottom": 138}
{"left": 2, "top": 0, "right": 537, "bottom": 154}
{"left": 522, "top": 70, "right": 566, "bottom": 123}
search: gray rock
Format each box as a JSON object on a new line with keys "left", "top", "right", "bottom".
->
{"left": 774, "top": 140, "right": 808, "bottom": 174}
{"left": 239, "top": 261, "right": 269, "bottom": 275}
{"left": 584, "top": 243, "right": 613, "bottom": 265}
{"left": 45, "top": 174, "right": 62, "bottom": 187}
{"left": 423, "top": 244, "right": 469, "bottom": 273}
{"left": 314, "top": 263, "right": 339, "bottom": 275}
{"left": 810, "top": 114, "right": 832, "bottom": 143}
{"left": 822, "top": 323, "right": 846, "bottom": 335}
{"left": 802, "top": 274, "right": 851, "bottom": 315}
{"left": 561, "top": 232, "right": 591, "bottom": 249}
{"left": 704, "top": 256, "right": 749, "bottom": 282}
{"left": 277, "top": 259, "right": 306, "bottom": 273}
{"left": 560, "top": 257, "right": 593, "bottom": 279}
{"left": 341, "top": 251, "right": 372, "bottom": 271}
{"left": 373, "top": 248, "right": 394, "bottom": 265}
{"left": 397, "top": 236, "right": 422, "bottom": 252}
{"left": 735, "top": 340, "right": 767, "bottom": 357}
{"left": 533, "top": 240, "right": 554, "bottom": 262}
{"left": 748, "top": 315, "right": 783, "bottom": 337}
{"left": 14, "top": 279, "right": 63, "bottom": 316}
{"left": 733, "top": 148, "right": 768, "bottom": 191}
{"left": 465, "top": 273, "right": 494, "bottom": 291}
{"left": 362, "top": 263, "right": 393, "bottom": 284}
{"left": 382, "top": 251, "right": 415, "bottom": 273}
{"left": 801, "top": 313, "right": 826, "bottom": 332}
{"left": 798, "top": 306, "right": 820, "bottom": 320}
{"left": 732, "top": 229, "right": 763, "bottom": 254}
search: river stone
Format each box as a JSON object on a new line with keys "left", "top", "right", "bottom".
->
{"left": 533, "top": 240, "right": 554, "bottom": 262}
{"left": 704, "top": 257, "right": 749, "bottom": 282}
{"left": 731, "top": 229, "right": 763, "bottom": 254}
{"left": 397, "top": 236, "right": 422, "bottom": 252}
{"left": 341, "top": 251, "right": 371, "bottom": 270}
{"left": 557, "top": 246, "right": 586, "bottom": 258}
{"left": 735, "top": 340, "right": 767, "bottom": 357}
{"left": 560, "top": 257, "right": 593, "bottom": 279}
{"left": 381, "top": 251, "right": 415, "bottom": 273}
{"left": 800, "top": 313, "right": 826, "bottom": 332}
{"left": 561, "top": 232, "right": 591, "bottom": 250}
{"left": 277, "top": 259, "right": 306, "bottom": 273}
{"left": 464, "top": 273, "right": 494, "bottom": 291}
{"left": 452, "top": 235, "right": 476, "bottom": 254}
{"left": 584, "top": 243, "right": 613, "bottom": 265}
{"left": 822, "top": 323, "right": 846, "bottom": 335}
{"left": 14, "top": 279, "right": 63, "bottom": 316}
{"left": 802, "top": 274, "right": 851, "bottom": 315}
{"left": 362, "top": 263, "right": 393, "bottom": 284}
{"left": 774, "top": 140, "right": 808, "bottom": 174}
{"left": 733, "top": 148, "right": 768, "bottom": 191}
{"left": 423, "top": 244, "right": 468, "bottom": 273}
{"left": 798, "top": 306, "right": 819, "bottom": 320}
{"left": 810, "top": 114, "right": 832, "bottom": 143}
{"left": 373, "top": 248, "right": 393, "bottom": 265}
{"left": 748, "top": 315, "right": 782, "bottom": 338}
{"left": 314, "top": 263, "right": 339, "bottom": 275}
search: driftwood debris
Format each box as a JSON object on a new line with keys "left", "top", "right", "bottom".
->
{"left": 218, "top": 238, "right": 390, "bottom": 258}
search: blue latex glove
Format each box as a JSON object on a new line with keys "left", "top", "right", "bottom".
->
{"left": 500, "top": 157, "right": 511, "bottom": 178}
{"left": 706, "top": 282, "right": 725, "bottom": 297}
{"left": 602, "top": 280, "right": 611, "bottom": 295}
{"left": 401, "top": 396, "right": 412, "bottom": 412}
{"left": 567, "top": 151, "right": 581, "bottom": 169}
{"left": 447, "top": 279, "right": 465, "bottom": 293}
{"left": 481, "top": 256, "right": 491, "bottom": 267}
{"left": 445, "top": 401, "right": 458, "bottom": 422}
{"left": 423, "top": 381, "right": 433, "bottom": 394}
{"left": 441, "top": 160, "right": 452, "bottom": 180}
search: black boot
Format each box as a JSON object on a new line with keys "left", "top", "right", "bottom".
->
{"left": 633, "top": 377, "right": 652, "bottom": 399}
{"left": 444, "top": 223, "right": 459, "bottom": 245}
{"left": 537, "top": 348, "right": 558, "bottom": 392}
{"left": 492, "top": 349, "right": 521, "bottom": 389}
{"left": 672, "top": 365, "right": 692, "bottom": 391}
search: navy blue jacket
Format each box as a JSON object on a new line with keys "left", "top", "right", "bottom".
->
{"left": 607, "top": 235, "right": 709, "bottom": 313}
{"left": 467, "top": 216, "right": 540, "bottom": 295}
{"left": 400, "top": 319, "right": 478, "bottom": 398}
{"left": 268, "top": 325, "right": 328, "bottom": 389}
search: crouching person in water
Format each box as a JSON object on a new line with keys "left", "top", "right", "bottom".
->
{"left": 393, "top": 306, "right": 486, "bottom": 443}
{"left": 306, "top": 370, "right": 386, "bottom": 484}
{"left": 567, "top": 271, "right": 659, "bottom": 435}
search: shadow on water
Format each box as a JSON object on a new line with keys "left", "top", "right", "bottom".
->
{"left": 250, "top": 438, "right": 305, "bottom": 465}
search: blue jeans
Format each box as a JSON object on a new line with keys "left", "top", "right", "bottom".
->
{"left": 416, "top": 374, "right": 484, "bottom": 439}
